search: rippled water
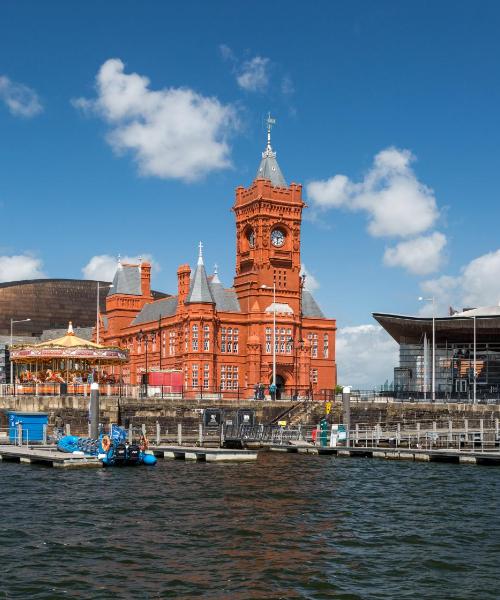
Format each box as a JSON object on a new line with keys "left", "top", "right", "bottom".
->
{"left": 0, "top": 453, "right": 499, "bottom": 599}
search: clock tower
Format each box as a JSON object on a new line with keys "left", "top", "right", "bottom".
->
{"left": 233, "top": 115, "right": 305, "bottom": 315}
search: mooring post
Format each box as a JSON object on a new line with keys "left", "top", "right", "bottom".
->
{"left": 342, "top": 387, "right": 351, "bottom": 447}
{"left": 156, "top": 421, "right": 160, "bottom": 445}
{"left": 177, "top": 423, "right": 182, "bottom": 446}
{"left": 17, "top": 422, "right": 22, "bottom": 447}
{"left": 416, "top": 422, "right": 421, "bottom": 445}
{"left": 220, "top": 423, "right": 225, "bottom": 446}
{"left": 495, "top": 418, "right": 499, "bottom": 439}
{"left": 464, "top": 418, "right": 469, "bottom": 445}
{"left": 198, "top": 423, "right": 203, "bottom": 446}
{"left": 480, "top": 418, "right": 484, "bottom": 449}
{"left": 432, "top": 421, "right": 437, "bottom": 448}
{"left": 90, "top": 382, "right": 100, "bottom": 439}
{"left": 448, "top": 420, "right": 453, "bottom": 446}
{"left": 355, "top": 423, "right": 359, "bottom": 444}
{"left": 396, "top": 423, "right": 401, "bottom": 447}
{"left": 42, "top": 424, "right": 47, "bottom": 445}
{"left": 65, "top": 423, "right": 71, "bottom": 436}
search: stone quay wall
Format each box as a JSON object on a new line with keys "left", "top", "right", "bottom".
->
{"left": 0, "top": 395, "right": 499, "bottom": 437}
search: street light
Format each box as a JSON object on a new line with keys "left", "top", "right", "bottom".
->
{"left": 138, "top": 329, "right": 154, "bottom": 397}
{"left": 96, "top": 282, "right": 113, "bottom": 344}
{"left": 10, "top": 318, "right": 31, "bottom": 384}
{"left": 261, "top": 283, "right": 277, "bottom": 395}
{"left": 418, "top": 296, "right": 436, "bottom": 402}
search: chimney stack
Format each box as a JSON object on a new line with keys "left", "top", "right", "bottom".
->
{"left": 177, "top": 264, "right": 191, "bottom": 305}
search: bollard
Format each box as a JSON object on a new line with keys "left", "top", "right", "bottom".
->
{"left": 88, "top": 423, "right": 91, "bottom": 437}
{"left": 156, "top": 421, "right": 160, "bottom": 445}
{"left": 464, "top": 418, "right": 469, "bottom": 446}
{"left": 416, "top": 422, "right": 421, "bottom": 444}
{"left": 177, "top": 423, "right": 182, "bottom": 446}
{"left": 90, "top": 382, "right": 100, "bottom": 439}
{"left": 17, "top": 422, "right": 22, "bottom": 447}
{"left": 448, "top": 420, "right": 453, "bottom": 445}
{"left": 432, "top": 421, "right": 437, "bottom": 448}
{"left": 355, "top": 423, "right": 359, "bottom": 444}
{"left": 199, "top": 423, "right": 203, "bottom": 446}
{"left": 220, "top": 423, "right": 225, "bottom": 446}
{"left": 396, "top": 423, "right": 401, "bottom": 447}
{"left": 65, "top": 423, "right": 71, "bottom": 436}
{"left": 42, "top": 424, "right": 47, "bottom": 445}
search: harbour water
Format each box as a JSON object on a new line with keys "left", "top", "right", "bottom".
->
{"left": 0, "top": 454, "right": 498, "bottom": 599}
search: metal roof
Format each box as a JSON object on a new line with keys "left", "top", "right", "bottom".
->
{"left": 373, "top": 312, "right": 500, "bottom": 344}
{"left": 256, "top": 149, "right": 287, "bottom": 187}
{"left": 208, "top": 278, "right": 241, "bottom": 313}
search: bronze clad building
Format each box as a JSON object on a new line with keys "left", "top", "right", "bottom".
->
{"left": 0, "top": 279, "right": 111, "bottom": 337}
{"left": 0, "top": 279, "right": 168, "bottom": 337}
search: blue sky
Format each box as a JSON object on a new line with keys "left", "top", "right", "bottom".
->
{"left": 1, "top": 1, "right": 500, "bottom": 386}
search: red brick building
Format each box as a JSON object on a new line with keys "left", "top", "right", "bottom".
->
{"left": 101, "top": 125, "right": 336, "bottom": 398}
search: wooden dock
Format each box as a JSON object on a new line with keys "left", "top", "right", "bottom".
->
{"left": 0, "top": 445, "right": 102, "bottom": 468}
{"left": 269, "top": 444, "right": 500, "bottom": 465}
{"left": 153, "top": 445, "right": 258, "bottom": 462}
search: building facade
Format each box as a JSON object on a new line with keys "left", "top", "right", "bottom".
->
{"left": 101, "top": 127, "right": 337, "bottom": 398}
{"left": 374, "top": 307, "right": 500, "bottom": 400}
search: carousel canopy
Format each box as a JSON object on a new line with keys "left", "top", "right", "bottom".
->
{"left": 10, "top": 322, "right": 128, "bottom": 364}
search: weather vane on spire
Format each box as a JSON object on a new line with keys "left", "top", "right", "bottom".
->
{"left": 266, "top": 112, "right": 276, "bottom": 149}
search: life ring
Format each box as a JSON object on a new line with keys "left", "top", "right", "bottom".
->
{"left": 101, "top": 435, "right": 111, "bottom": 452}
{"left": 139, "top": 435, "right": 149, "bottom": 451}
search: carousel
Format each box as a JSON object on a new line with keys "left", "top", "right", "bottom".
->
{"left": 10, "top": 322, "right": 128, "bottom": 395}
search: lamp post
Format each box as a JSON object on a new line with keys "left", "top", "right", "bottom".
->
{"left": 261, "top": 283, "right": 277, "bottom": 396}
{"left": 418, "top": 296, "right": 436, "bottom": 402}
{"left": 138, "top": 329, "right": 153, "bottom": 397}
{"left": 96, "top": 282, "right": 113, "bottom": 344}
{"left": 10, "top": 318, "right": 31, "bottom": 384}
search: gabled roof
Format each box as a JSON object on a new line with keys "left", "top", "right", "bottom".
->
{"left": 302, "top": 290, "right": 325, "bottom": 318}
{"left": 108, "top": 263, "right": 142, "bottom": 296}
{"left": 132, "top": 297, "right": 178, "bottom": 325}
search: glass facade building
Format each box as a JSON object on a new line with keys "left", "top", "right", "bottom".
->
{"left": 374, "top": 309, "right": 500, "bottom": 401}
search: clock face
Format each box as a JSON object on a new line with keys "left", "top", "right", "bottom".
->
{"left": 271, "top": 229, "right": 285, "bottom": 247}
{"left": 248, "top": 229, "right": 255, "bottom": 248}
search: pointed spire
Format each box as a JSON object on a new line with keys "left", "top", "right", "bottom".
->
{"left": 212, "top": 263, "right": 221, "bottom": 284}
{"left": 256, "top": 113, "right": 286, "bottom": 187}
{"left": 185, "top": 242, "right": 215, "bottom": 304}
{"left": 198, "top": 241, "right": 204, "bottom": 266}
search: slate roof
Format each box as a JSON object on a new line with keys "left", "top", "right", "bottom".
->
{"left": 302, "top": 290, "right": 325, "bottom": 318}
{"left": 108, "top": 264, "right": 142, "bottom": 296}
{"left": 256, "top": 147, "right": 287, "bottom": 187}
{"left": 185, "top": 254, "right": 215, "bottom": 304}
{"left": 209, "top": 277, "right": 241, "bottom": 313}
{"left": 131, "top": 297, "right": 178, "bottom": 325}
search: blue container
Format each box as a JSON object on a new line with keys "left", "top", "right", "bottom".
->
{"left": 6, "top": 411, "right": 49, "bottom": 443}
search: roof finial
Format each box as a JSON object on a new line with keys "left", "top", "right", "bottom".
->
{"left": 117, "top": 253, "right": 122, "bottom": 269}
{"left": 198, "top": 241, "right": 204, "bottom": 266}
{"left": 214, "top": 263, "right": 218, "bottom": 275}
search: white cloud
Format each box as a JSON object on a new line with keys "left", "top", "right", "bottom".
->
{"left": 0, "top": 255, "right": 45, "bottom": 282}
{"left": 307, "top": 147, "right": 439, "bottom": 238}
{"left": 82, "top": 253, "right": 159, "bottom": 281}
{"left": 336, "top": 324, "right": 398, "bottom": 389}
{"left": 383, "top": 232, "right": 447, "bottom": 275}
{"left": 300, "top": 264, "right": 319, "bottom": 292}
{"left": 420, "top": 248, "right": 500, "bottom": 315}
{"left": 73, "top": 58, "right": 238, "bottom": 182}
{"left": 236, "top": 56, "right": 270, "bottom": 92}
{"left": 0, "top": 75, "right": 43, "bottom": 117}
